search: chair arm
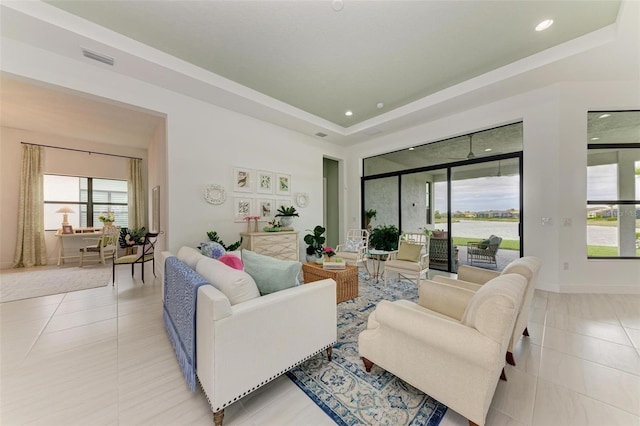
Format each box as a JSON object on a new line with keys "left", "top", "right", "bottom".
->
{"left": 335, "top": 244, "right": 345, "bottom": 252}
{"left": 418, "top": 280, "right": 475, "bottom": 321}
{"left": 432, "top": 276, "right": 483, "bottom": 292}
{"left": 419, "top": 253, "right": 430, "bottom": 269}
{"left": 370, "top": 300, "right": 501, "bottom": 366}
{"left": 456, "top": 265, "right": 500, "bottom": 284}
{"left": 386, "top": 250, "right": 399, "bottom": 260}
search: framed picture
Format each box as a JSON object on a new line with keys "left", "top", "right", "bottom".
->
{"left": 234, "top": 197, "right": 254, "bottom": 222}
{"left": 257, "top": 198, "right": 274, "bottom": 220}
{"left": 276, "top": 173, "right": 291, "bottom": 195}
{"left": 256, "top": 171, "right": 274, "bottom": 194}
{"left": 62, "top": 225, "right": 74, "bottom": 234}
{"left": 233, "top": 167, "right": 252, "bottom": 193}
{"left": 276, "top": 199, "right": 292, "bottom": 211}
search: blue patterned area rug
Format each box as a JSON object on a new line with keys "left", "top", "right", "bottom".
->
{"left": 286, "top": 274, "right": 448, "bottom": 426}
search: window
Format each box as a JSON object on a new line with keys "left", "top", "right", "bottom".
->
{"left": 44, "top": 175, "right": 128, "bottom": 230}
{"left": 586, "top": 110, "right": 640, "bottom": 259}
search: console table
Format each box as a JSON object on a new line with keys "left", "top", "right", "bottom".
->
{"left": 240, "top": 231, "right": 299, "bottom": 261}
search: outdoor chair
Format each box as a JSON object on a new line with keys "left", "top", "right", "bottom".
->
{"left": 335, "top": 229, "right": 369, "bottom": 267}
{"left": 112, "top": 232, "right": 158, "bottom": 284}
{"left": 79, "top": 225, "right": 119, "bottom": 266}
{"left": 467, "top": 235, "right": 502, "bottom": 268}
{"left": 384, "top": 232, "right": 430, "bottom": 286}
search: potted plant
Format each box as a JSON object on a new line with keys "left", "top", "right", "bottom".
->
{"left": 275, "top": 205, "right": 299, "bottom": 227}
{"left": 364, "top": 209, "right": 377, "bottom": 229}
{"left": 369, "top": 224, "right": 400, "bottom": 251}
{"left": 98, "top": 211, "right": 115, "bottom": 226}
{"left": 303, "top": 225, "right": 326, "bottom": 261}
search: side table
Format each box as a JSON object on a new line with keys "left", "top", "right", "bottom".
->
{"left": 364, "top": 249, "right": 396, "bottom": 283}
{"left": 302, "top": 262, "right": 358, "bottom": 303}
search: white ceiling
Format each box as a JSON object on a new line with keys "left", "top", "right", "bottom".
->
{"left": 0, "top": 0, "right": 638, "bottom": 148}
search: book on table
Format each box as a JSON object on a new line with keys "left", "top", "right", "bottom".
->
{"left": 323, "top": 261, "right": 346, "bottom": 270}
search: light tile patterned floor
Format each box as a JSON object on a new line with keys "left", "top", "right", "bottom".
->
{"left": 1, "top": 263, "right": 639, "bottom": 425}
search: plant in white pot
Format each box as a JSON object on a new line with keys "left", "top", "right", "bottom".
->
{"left": 274, "top": 205, "right": 299, "bottom": 227}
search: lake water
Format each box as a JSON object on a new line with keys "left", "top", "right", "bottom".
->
{"left": 448, "top": 220, "right": 631, "bottom": 246}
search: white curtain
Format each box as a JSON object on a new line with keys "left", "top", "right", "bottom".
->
{"left": 128, "top": 158, "right": 146, "bottom": 230}
{"left": 13, "top": 145, "right": 47, "bottom": 267}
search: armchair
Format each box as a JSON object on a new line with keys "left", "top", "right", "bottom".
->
{"left": 383, "top": 232, "right": 429, "bottom": 286}
{"left": 335, "top": 229, "right": 369, "bottom": 267}
{"left": 358, "top": 274, "right": 527, "bottom": 426}
{"left": 432, "top": 256, "right": 542, "bottom": 366}
{"left": 79, "top": 225, "right": 119, "bottom": 266}
{"left": 467, "top": 235, "right": 502, "bottom": 267}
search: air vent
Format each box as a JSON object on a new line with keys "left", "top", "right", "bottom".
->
{"left": 315, "top": 132, "right": 328, "bottom": 138}
{"left": 82, "top": 48, "right": 114, "bottom": 66}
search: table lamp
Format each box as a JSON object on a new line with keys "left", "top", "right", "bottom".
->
{"left": 56, "top": 206, "right": 75, "bottom": 227}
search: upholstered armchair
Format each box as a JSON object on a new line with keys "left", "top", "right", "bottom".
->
{"left": 432, "top": 256, "right": 542, "bottom": 366}
{"left": 358, "top": 274, "right": 527, "bottom": 426}
{"left": 383, "top": 232, "right": 429, "bottom": 286}
{"left": 335, "top": 229, "right": 369, "bottom": 267}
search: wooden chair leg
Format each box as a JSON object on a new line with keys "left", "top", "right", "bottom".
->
{"left": 326, "top": 347, "right": 333, "bottom": 362}
{"left": 362, "top": 357, "right": 373, "bottom": 372}
{"left": 523, "top": 327, "right": 530, "bottom": 337}
{"left": 213, "top": 409, "right": 224, "bottom": 426}
{"left": 500, "top": 368, "right": 507, "bottom": 381}
{"left": 506, "top": 351, "right": 516, "bottom": 366}
{"left": 468, "top": 421, "right": 480, "bottom": 426}
{"left": 131, "top": 264, "right": 134, "bottom": 276}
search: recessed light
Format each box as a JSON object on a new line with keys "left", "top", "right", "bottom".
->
{"left": 377, "top": 102, "right": 384, "bottom": 109}
{"left": 408, "top": 147, "right": 415, "bottom": 151}
{"left": 535, "top": 19, "right": 553, "bottom": 32}
{"left": 345, "top": 110, "right": 353, "bottom": 116}
{"left": 485, "top": 148, "right": 492, "bottom": 152}
{"left": 591, "top": 137, "right": 600, "bottom": 140}
{"left": 598, "top": 113, "right": 611, "bottom": 118}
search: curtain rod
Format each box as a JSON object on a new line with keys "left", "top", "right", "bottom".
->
{"left": 21, "top": 142, "right": 142, "bottom": 161}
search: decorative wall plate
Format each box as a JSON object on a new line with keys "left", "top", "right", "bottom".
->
{"left": 204, "top": 184, "right": 226, "bottom": 205}
{"left": 295, "top": 192, "right": 309, "bottom": 208}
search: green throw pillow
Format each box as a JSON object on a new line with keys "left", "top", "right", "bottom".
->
{"left": 241, "top": 249, "right": 301, "bottom": 295}
{"left": 397, "top": 241, "right": 422, "bottom": 262}
{"left": 478, "top": 239, "right": 491, "bottom": 249}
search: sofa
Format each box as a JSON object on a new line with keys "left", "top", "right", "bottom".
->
{"left": 358, "top": 274, "right": 527, "bottom": 426}
{"left": 162, "top": 246, "right": 337, "bottom": 426}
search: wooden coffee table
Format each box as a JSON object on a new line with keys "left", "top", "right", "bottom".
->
{"left": 302, "top": 262, "right": 358, "bottom": 303}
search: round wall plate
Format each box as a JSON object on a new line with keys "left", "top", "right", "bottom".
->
{"left": 204, "top": 184, "right": 226, "bottom": 205}
{"left": 295, "top": 192, "right": 309, "bottom": 208}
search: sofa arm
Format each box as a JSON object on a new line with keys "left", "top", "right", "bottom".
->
{"left": 418, "top": 280, "right": 475, "bottom": 321}
{"left": 197, "top": 284, "right": 233, "bottom": 321}
{"left": 432, "top": 276, "right": 483, "bottom": 292}
{"left": 457, "top": 265, "right": 500, "bottom": 284}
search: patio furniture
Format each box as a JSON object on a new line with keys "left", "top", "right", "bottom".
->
{"left": 384, "top": 232, "right": 429, "bottom": 286}
{"left": 467, "top": 235, "right": 502, "bottom": 268}
{"left": 335, "top": 229, "right": 369, "bottom": 267}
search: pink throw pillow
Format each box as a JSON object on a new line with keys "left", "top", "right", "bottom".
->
{"left": 218, "top": 254, "right": 244, "bottom": 270}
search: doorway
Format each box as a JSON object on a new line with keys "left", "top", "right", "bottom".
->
{"left": 323, "top": 158, "right": 340, "bottom": 249}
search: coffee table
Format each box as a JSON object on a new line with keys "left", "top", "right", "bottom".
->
{"left": 302, "top": 262, "right": 358, "bottom": 303}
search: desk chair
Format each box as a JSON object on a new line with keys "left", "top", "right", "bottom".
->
{"left": 112, "top": 232, "right": 158, "bottom": 284}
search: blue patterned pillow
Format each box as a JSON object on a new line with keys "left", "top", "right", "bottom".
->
{"left": 200, "top": 241, "right": 226, "bottom": 259}
{"left": 344, "top": 239, "right": 364, "bottom": 253}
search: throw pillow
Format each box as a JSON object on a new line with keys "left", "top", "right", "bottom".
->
{"left": 195, "top": 256, "right": 260, "bottom": 305}
{"left": 344, "top": 239, "right": 364, "bottom": 253}
{"left": 478, "top": 239, "right": 491, "bottom": 249}
{"left": 241, "top": 249, "right": 301, "bottom": 296}
{"left": 218, "top": 253, "right": 243, "bottom": 270}
{"left": 396, "top": 241, "right": 422, "bottom": 262}
{"left": 200, "top": 241, "right": 226, "bottom": 259}
{"left": 177, "top": 246, "right": 204, "bottom": 270}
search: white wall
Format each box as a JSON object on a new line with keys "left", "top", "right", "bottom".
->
{"left": 346, "top": 81, "right": 640, "bottom": 293}
{"left": 0, "top": 126, "right": 147, "bottom": 268}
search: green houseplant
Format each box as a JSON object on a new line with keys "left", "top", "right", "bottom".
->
{"left": 206, "top": 230, "right": 242, "bottom": 252}
{"left": 364, "top": 209, "right": 377, "bottom": 229}
{"left": 369, "top": 224, "right": 400, "bottom": 251}
{"left": 275, "top": 205, "right": 299, "bottom": 227}
{"left": 304, "top": 225, "right": 326, "bottom": 258}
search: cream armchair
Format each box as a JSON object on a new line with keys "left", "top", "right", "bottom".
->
{"left": 335, "top": 229, "right": 369, "bottom": 266}
{"left": 383, "top": 232, "right": 430, "bottom": 286}
{"left": 433, "top": 256, "right": 542, "bottom": 366}
{"left": 359, "top": 274, "right": 527, "bottom": 426}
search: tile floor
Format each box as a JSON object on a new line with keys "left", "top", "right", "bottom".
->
{"left": 1, "top": 264, "right": 639, "bottom": 426}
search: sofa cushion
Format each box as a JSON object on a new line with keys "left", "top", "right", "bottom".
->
{"left": 200, "top": 241, "right": 226, "bottom": 259}
{"left": 241, "top": 249, "right": 301, "bottom": 295}
{"left": 397, "top": 241, "right": 422, "bottom": 262}
{"left": 195, "top": 255, "right": 260, "bottom": 305}
{"left": 177, "top": 246, "right": 204, "bottom": 270}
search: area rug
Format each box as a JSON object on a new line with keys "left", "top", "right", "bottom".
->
{"left": 0, "top": 264, "right": 111, "bottom": 303}
{"left": 287, "top": 274, "right": 448, "bottom": 426}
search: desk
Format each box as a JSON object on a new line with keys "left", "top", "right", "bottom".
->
{"left": 55, "top": 230, "right": 101, "bottom": 266}
{"left": 364, "top": 250, "right": 396, "bottom": 283}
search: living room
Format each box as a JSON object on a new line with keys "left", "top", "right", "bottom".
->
{"left": 1, "top": 1, "right": 638, "bottom": 425}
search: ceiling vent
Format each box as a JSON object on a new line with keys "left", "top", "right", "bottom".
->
{"left": 315, "top": 132, "right": 328, "bottom": 138}
{"left": 82, "top": 48, "right": 114, "bottom": 66}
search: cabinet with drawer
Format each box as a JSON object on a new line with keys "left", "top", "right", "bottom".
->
{"left": 240, "top": 231, "right": 299, "bottom": 261}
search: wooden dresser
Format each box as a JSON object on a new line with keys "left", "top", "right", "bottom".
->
{"left": 240, "top": 231, "right": 299, "bottom": 261}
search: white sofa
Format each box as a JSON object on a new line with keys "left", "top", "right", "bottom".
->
{"left": 163, "top": 247, "right": 337, "bottom": 426}
{"left": 358, "top": 274, "right": 527, "bottom": 426}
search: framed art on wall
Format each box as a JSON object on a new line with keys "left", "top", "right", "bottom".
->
{"left": 276, "top": 173, "right": 291, "bottom": 195}
{"left": 257, "top": 199, "right": 274, "bottom": 220}
{"left": 256, "top": 171, "right": 274, "bottom": 194}
{"left": 233, "top": 168, "right": 252, "bottom": 193}
{"left": 234, "top": 197, "right": 254, "bottom": 222}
